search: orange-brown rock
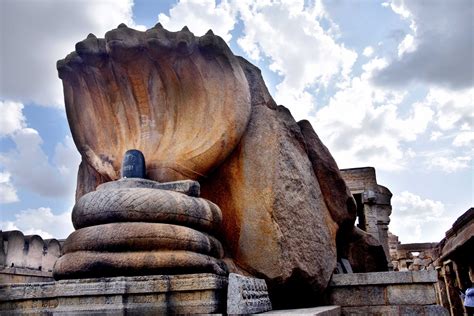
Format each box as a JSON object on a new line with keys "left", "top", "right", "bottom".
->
{"left": 298, "top": 120, "right": 357, "bottom": 228}
{"left": 201, "top": 59, "right": 339, "bottom": 308}
{"left": 343, "top": 227, "right": 388, "bottom": 273}
{"left": 58, "top": 24, "right": 251, "bottom": 184}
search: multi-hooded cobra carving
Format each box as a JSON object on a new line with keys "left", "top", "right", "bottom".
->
{"left": 58, "top": 23, "right": 251, "bottom": 182}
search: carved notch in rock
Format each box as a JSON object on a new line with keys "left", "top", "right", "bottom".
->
{"left": 58, "top": 24, "right": 251, "bottom": 183}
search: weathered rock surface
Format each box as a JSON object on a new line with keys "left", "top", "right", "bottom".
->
{"left": 201, "top": 60, "right": 338, "bottom": 307}
{"left": 343, "top": 227, "right": 388, "bottom": 273}
{"left": 59, "top": 24, "right": 251, "bottom": 184}
{"left": 72, "top": 187, "right": 222, "bottom": 233}
{"left": 63, "top": 223, "right": 224, "bottom": 258}
{"left": 298, "top": 120, "right": 357, "bottom": 228}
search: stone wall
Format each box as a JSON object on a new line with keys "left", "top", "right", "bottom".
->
{"left": 0, "top": 230, "right": 63, "bottom": 283}
{"left": 433, "top": 208, "right": 473, "bottom": 316}
{"left": 327, "top": 271, "right": 448, "bottom": 315}
{"left": 340, "top": 167, "right": 393, "bottom": 268}
{"left": 388, "top": 208, "right": 473, "bottom": 315}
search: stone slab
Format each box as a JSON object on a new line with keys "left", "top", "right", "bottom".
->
{"left": 328, "top": 285, "right": 386, "bottom": 306}
{"left": 340, "top": 259, "right": 353, "bottom": 273}
{"left": 227, "top": 273, "right": 272, "bottom": 314}
{"left": 387, "top": 284, "right": 437, "bottom": 305}
{"left": 0, "top": 273, "right": 227, "bottom": 315}
{"left": 329, "top": 271, "right": 437, "bottom": 286}
{"left": 97, "top": 178, "right": 200, "bottom": 197}
{"left": 261, "top": 305, "right": 341, "bottom": 315}
{"left": 341, "top": 305, "right": 449, "bottom": 316}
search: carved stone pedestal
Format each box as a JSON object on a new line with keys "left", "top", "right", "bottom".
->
{"left": 0, "top": 273, "right": 227, "bottom": 315}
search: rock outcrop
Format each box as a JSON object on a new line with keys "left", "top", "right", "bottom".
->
{"left": 200, "top": 60, "right": 339, "bottom": 307}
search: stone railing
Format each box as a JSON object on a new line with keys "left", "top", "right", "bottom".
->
{"left": 0, "top": 230, "right": 62, "bottom": 283}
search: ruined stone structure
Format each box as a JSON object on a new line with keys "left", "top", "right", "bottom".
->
{"left": 391, "top": 241, "right": 438, "bottom": 272}
{"left": 340, "top": 167, "right": 392, "bottom": 271}
{"left": 434, "top": 208, "right": 473, "bottom": 316}
{"left": 388, "top": 208, "right": 473, "bottom": 316}
{"left": 0, "top": 230, "right": 62, "bottom": 283}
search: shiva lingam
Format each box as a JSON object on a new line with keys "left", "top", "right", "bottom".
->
{"left": 53, "top": 149, "right": 226, "bottom": 279}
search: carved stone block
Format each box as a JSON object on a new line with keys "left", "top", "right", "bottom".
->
{"left": 227, "top": 273, "right": 272, "bottom": 314}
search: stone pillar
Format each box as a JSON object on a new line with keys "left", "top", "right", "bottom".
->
{"left": 443, "top": 260, "right": 464, "bottom": 316}
{"left": 361, "top": 186, "right": 392, "bottom": 268}
{"left": 436, "top": 266, "right": 450, "bottom": 309}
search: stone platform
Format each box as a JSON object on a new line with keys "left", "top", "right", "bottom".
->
{"left": 327, "top": 271, "right": 449, "bottom": 315}
{"left": 0, "top": 273, "right": 227, "bottom": 315}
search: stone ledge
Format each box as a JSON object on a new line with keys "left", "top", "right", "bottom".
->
{"left": 0, "top": 273, "right": 227, "bottom": 301}
{"left": 329, "top": 270, "right": 437, "bottom": 286}
{"left": 0, "top": 273, "right": 227, "bottom": 315}
{"left": 0, "top": 267, "right": 53, "bottom": 277}
{"left": 340, "top": 304, "right": 449, "bottom": 316}
{"left": 261, "top": 305, "right": 341, "bottom": 315}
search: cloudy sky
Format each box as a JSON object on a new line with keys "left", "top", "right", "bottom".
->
{"left": 0, "top": 0, "right": 472, "bottom": 243}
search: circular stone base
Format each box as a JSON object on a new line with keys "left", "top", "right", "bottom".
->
{"left": 72, "top": 187, "right": 222, "bottom": 232}
{"left": 53, "top": 250, "right": 228, "bottom": 280}
{"left": 63, "top": 222, "right": 224, "bottom": 258}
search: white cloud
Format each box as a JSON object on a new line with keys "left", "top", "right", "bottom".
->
{"left": 390, "top": 191, "right": 453, "bottom": 243}
{"left": 0, "top": 102, "right": 81, "bottom": 198}
{"left": 430, "top": 131, "right": 442, "bottom": 141}
{"left": 397, "top": 34, "right": 416, "bottom": 57}
{"left": 0, "top": 129, "right": 80, "bottom": 197}
{"left": 1, "top": 0, "right": 141, "bottom": 107}
{"left": 312, "top": 58, "right": 432, "bottom": 171}
{"left": 0, "top": 101, "right": 26, "bottom": 137}
{"left": 374, "top": 0, "right": 473, "bottom": 89}
{"left": 453, "top": 131, "right": 474, "bottom": 147}
{"left": 421, "top": 88, "right": 473, "bottom": 132}
{"left": 235, "top": 0, "right": 357, "bottom": 121}
{"left": 0, "top": 207, "right": 73, "bottom": 239}
{"left": 427, "top": 155, "right": 472, "bottom": 173}
{"left": 363, "top": 46, "right": 374, "bottom": 57}
{"left": 158, "top": 0, "right": 236, "bottom": 42}
{"left": 0, "top": 172, "right": 19, "bottom": 204}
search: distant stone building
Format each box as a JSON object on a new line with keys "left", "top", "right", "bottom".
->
{"left": 340, "top": 167, "right": 393, "bottom": 269}
{"left": 0, "top": 230, "right": 63, "bottom": 283}
{"left": 389, "top": 208, "right": 473, "bottom": 316}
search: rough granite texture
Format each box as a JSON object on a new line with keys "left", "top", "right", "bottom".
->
{"left": 201, "top": 59, "right": 338, "bottom": 307}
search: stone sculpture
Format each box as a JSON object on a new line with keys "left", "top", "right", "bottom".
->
{"left": 57, "top": 23, "right": 368, "bottom": 307}
{"left": 54, "top": 152, "right": 226, "bottom": 279}
{"left": 58, "top": 23, "right": 250, "bottom": 186}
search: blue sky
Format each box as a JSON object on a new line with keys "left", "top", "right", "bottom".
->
{"left": 0, "top": 0, "right": 472, "bottom": 243}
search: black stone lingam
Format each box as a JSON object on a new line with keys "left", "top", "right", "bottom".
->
{"left": 121, "top": 149, "right": 146, "bottom": 178}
